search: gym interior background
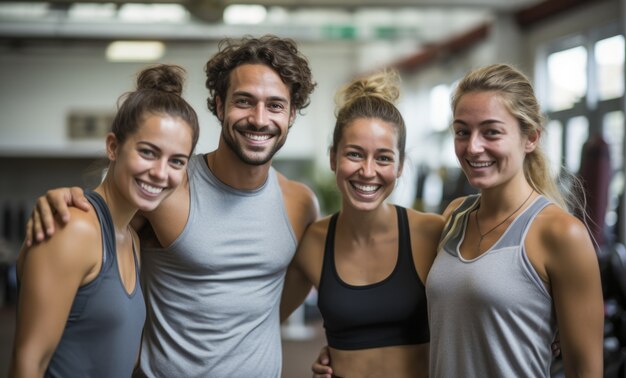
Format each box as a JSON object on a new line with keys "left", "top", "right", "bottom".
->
{"left": 1, "top": 0, "right": 626, "bottom": 376}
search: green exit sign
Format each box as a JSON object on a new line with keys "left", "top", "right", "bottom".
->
{"left": 375, "top": 26, "right": 399, "bottom": 39}
{"left": 322, "top": 25, "right": 357, "bottom": 39}
{"left": 321, "top": 24, "right": 417, "bottom": 40}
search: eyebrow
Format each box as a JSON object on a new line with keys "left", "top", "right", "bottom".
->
{"left": 137, "top": 141, "right": 191, "bottom": 158}
{"left": 231, "top": 91, "right": 289, "bottom": 104}
{"left": 345, "top": 144, "right": 396, "bottom": 154}
{"left": 452, "top": 118, "right": 505, "bottom": 126}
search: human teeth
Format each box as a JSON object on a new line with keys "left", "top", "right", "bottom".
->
{"left": 140, "top": 182, "right": 163, "bottom": 194}
{"left": 245, "top": 133, "right": 271, "bottom": 141}
{"left": 468, "top": 161, "right": 493, "bottom": 168}
{"left": 353, "top": 183, "right": 380, "bottom": 193}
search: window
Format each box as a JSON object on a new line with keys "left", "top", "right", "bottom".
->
{"left": 547, "top": 46, "right": 587, "bottom": 111}
{"left": 595, "top": 35, "right": 624, "bottom": 101}
{"left": 539, "top": 23, "right": 625, "bottom": 244}
{"left": 540, "top": 25, "right": 624, "bottom": 176}
{"left": 603, "top": 111, "right": 624, "bottom": 170}
{"left": 429, "top": 84, "right": 452, "bottom": 131}
{"left": 544, "top": 120, "right": 563, "bottom": 173}
{"left": 565, "top": 116, "right": 589, "bottom": 172}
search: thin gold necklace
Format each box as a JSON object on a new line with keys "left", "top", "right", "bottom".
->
{"left": 475, "top": 189, "right": 534, "bottom": 254}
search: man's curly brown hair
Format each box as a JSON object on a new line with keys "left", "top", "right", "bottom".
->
{"left": 204, "top": 35, "right": 316, "bottom": 118}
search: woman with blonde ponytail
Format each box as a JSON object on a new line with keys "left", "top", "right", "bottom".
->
{"left": 426, "top": 63, "right": 603, "bottom": 377}
{"left": 281, "top": 70, "right": 444, "bottom": 377}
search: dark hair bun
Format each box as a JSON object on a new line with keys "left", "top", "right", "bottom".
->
{"left": 136, "top": 64, "right": 186, "bottom": 96}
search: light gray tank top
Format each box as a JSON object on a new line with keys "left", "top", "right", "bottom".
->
{"left": 137, "top": 154, "right": 297, "bottom": 378}
{"left": 426, "top": 195, "right": 556, "bottom": 378}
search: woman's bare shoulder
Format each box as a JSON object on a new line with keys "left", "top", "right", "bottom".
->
{"left": 302, "top": 215, "right": 333, "bottom": 244}
{"left": 406, "top": 207, "right": 445, "bottom": 239}
{"left": 19, "top": 205, "right": 100, "bottom": 274}
{"left": 532, "top": 204, "right": 596, "bottom": 263}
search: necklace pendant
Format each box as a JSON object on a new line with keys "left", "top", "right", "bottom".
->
{"left": 474, "top": 189, "right": 535, "bottom": 255}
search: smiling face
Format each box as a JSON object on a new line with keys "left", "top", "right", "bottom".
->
{"left": 331, "top": 117, "right": 402, "bottom": 212}
{"left": 107, "top": 114, "right": 193, "bottom": 212}
{"left": 453, "top": 91, "right": 537, "bottom": 191}
{"left": 216, "top": 64, "right": 295, "bottom": 166}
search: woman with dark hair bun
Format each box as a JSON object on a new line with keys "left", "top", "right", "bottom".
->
{"left": 10, "top": 64, "right": 199, "bottom": 378}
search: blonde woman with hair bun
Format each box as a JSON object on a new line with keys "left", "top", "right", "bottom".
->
{"left": 281, "top": 69, "right": 444, "bottom": 377}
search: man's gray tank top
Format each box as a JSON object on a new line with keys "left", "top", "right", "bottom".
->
{"left": 45, "top": 191, "right": 145, "bottom": 378}
{"left": 426, "top": 195, "right": 556, "bottom": 378}
{"left": 137, "top": 154, "right": 297, "bottom": 378}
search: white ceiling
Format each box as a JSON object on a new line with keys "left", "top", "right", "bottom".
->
{"left": 0, "top": 0, "right": 545, "bottom": 44}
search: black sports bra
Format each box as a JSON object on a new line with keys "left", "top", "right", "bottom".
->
{"left": 317, "top": 206, "right": 430, "bottom": 350}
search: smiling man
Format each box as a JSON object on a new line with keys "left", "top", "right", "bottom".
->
{"left": 26, "top": 35, "right": 319, "bottom": 378}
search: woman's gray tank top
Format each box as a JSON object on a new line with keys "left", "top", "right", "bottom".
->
{"left": 45, "top": 191, "right": 145, "bottom": 378}
{"left": 426, "top": 195, "right": 556, "bottom": 378}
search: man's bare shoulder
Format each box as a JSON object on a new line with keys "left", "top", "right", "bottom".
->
{"left": 276, "top": 172, "right": 321, "bottom": 240}
{"left": 277, "top": 173, "right": 319, "bottom": 214}
{"left": 277, "top": 172, "right": 317, "bottom": 202}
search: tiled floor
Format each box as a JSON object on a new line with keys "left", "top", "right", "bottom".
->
{"left": 0, "top": 304, "right": 326, "bottom": 378}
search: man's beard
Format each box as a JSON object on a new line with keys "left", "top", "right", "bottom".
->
{"left": 222, "top": 123, "right": 287, "bottom": 166}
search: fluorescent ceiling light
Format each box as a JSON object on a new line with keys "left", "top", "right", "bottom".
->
{"left": 0, "top": 2, "right": 49, "bottom": 19}
{"left": 223, "top": 5, "right": 266, "bottom": 25}
{"left": 68, "top": 3, "right": 116, "bottom": 20}
{"left": 118, "top": 4, "right": 188, "bottom": 23}
{"left": 106, "top": 41, "right": 165, "bottom": 62}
